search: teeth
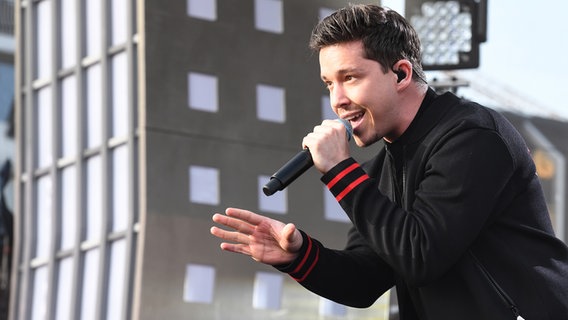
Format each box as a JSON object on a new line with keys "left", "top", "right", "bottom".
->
{"left": 345, "top": 112, "right": 363, "bottom": 122}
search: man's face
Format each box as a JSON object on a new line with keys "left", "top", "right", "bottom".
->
{"left": 319, "top": 40, "right": 402, "bottom": 146}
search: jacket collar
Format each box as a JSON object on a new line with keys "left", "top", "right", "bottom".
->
{"left": 388, "top": 88, "right": 457, "bottom": 147}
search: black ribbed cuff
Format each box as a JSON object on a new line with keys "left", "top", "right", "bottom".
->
{"left": 321, "top": 157, "right": 369, "bottom": 202}
{"left": 274, "top": 230, "right": 320, "bottom": 282}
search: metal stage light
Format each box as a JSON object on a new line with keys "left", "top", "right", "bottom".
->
{"left": 405, "top": 0, "right": 487, "bottom": 70}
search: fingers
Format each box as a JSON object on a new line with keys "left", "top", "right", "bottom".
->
{"left": 219, "top": 242, "right": 251, "bottom": 256}
{"left": 210, "top": 225, "right": 249, "bottom": 244}
{"left": 311, "top": 119, "right": 346, "bottom": 139}
{"left": 224, "top": 207, "right": 266, "bottom": 225}
{"left": 210, "top": 225, "right": 254, "bottom": 258}
{"left": 212, "top": 212, "right": 255, "bottom": 235}
{"left": 303, "top": 120, "right": 350, "bottom": 152}
{"left": 210, "top": 208, "right": 265, "bottom": 253}
{"left": 303, "top": 125, "right": 325, "bottom": 149}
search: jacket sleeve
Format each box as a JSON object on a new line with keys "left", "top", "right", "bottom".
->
{"left": 274, "top": 228, "right": 395, "bottom": 308}
{"left": 321, "top": 128, "right": 519, "bottom": 286}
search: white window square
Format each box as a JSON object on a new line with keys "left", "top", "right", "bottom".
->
{"left": 187, "top": 0, "right": 217, "bottom": 21}
{"left": 86, "top": 0, "right": 102, "bottom": 57}
{"left": 254, "top": 0, "right": 283, "bottom": 33}
{"left": 111, "top": 0, "right": 128, "bottom": 46}
{"left": 258, "top": 175, "right": 287, "bottom": 214}
{"left": 188, "top": 72, "right": 218, "bottom": 112}
{"left": 61, "top": 0, "right": 77, "bottom": 68}
{"left": 257, "top": 84, "right": 285, "bottom": 123}
{"left": 81, "top": 249, "right": 100, "bottom": 320}
{"left": 61, "top": 75, "right": 77, "bottom": 158}
{"left": 36, "top": 0, "right": 52, "bottom": 79}
{"left": 324, "top": 187, "right": 349, "bottom": 223}
{"left": 253, "top": 272, "right": 283, "bottom": 310}
{"left": 106, "top": 239, "right": 127, "bottom": 319}
{"left": 189, "top": 166, "right": 220, "bottom": 205}
{"left": 60, "top": 165, "right": 77, "bottom": 250}
{"left": 112, "top": 145, "right": 129, "bottom": 232}
{"left": 35, "top": 175, "right": 53, "bottom": 258}
{"left": 319, "top": 297, "right": 347, "bottom": 316}
{"left": 55, "top": 258, "right": 73, "bottom": 320}
{"left": 37, "top": 86, "right": 53, "bottom": 168}
{"left": 184, "top": 264, "right": 216, "bottom": 304}
{"left": 111, "top": 52, "right": 129, "bottom": 139}
{"left": 87, "top": 63, "right": 103, "bottom": 148}
{"left": 318, "top": 7, "right": 336, "bottom": 21}
{"left": 321, "top": 95, "right": 336, "bottom": 120}
{"left": 86, "top": 155, "right": 103, "bottom": 241}
{"left": 31, "top": 266, "right": 48, "bottom": 320}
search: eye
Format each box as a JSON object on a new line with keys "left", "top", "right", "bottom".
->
{"left": 323, "top": 81, "right": 333, "bottom": 90}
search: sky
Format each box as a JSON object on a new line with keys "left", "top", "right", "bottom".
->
{"left": 383, "top": 0, "right": 568, "bottom": 121}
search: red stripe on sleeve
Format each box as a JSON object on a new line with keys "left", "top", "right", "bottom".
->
{"left": 335, "top": 174, "right": 369, "bottom": 202}
{"left": 293, "top": 246, "right": 320, "bottom": 282}
{"left": 326, "top": 163, "right": 360, "bottom": 189}
{"left": 292, "top": 235, "right": 312, "bottom": 274}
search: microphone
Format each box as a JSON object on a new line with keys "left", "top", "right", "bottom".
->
{"left": 262, "top": 119, "right": 353, "bottom": 196}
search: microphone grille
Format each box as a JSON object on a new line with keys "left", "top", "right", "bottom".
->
{"left": 336, "top": 118, "right": 353, "bottom": 141}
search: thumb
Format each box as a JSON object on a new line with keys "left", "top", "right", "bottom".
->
{"left": 281, "top": 223, "right": 301, "bottom": 252}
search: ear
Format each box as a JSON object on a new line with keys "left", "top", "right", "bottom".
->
{"left": 396, "top": 69, "right": 406, "bottom": 83}
{"left": 392, "top": 60, "right": 413, "bottom": 86}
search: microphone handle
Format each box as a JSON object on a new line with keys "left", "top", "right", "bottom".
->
{"left": 262, "top": 149, "right": 313, "bottom": 196}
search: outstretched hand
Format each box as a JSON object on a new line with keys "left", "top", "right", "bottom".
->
{"left": 210, "top": 208, "right": 303, "bottom": 265}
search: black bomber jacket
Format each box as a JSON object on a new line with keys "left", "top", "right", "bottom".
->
{"left": 277, "top": 89, "right": 568, "bottom": 320}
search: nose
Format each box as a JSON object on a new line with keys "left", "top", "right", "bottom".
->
{"left": 330, "top": 84, "right": 350, "bottom": 112}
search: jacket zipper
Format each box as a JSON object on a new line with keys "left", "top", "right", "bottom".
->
{"left": 386, "top": 145, "right": 405, "bottom": 205}
{"left": 401, "top": 148, "right": 406, "bottom": 206}
{"left": 385, "top": 147, "right": 400, "bottom": 204}
{"left": 469, "top": 251, "right": 525, "bottom": 320}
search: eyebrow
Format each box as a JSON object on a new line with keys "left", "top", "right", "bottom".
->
{"left": 321, "top": 67, "right": 365, "bottom": 81}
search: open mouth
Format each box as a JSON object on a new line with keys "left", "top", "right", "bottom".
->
{"left": 344, "top": 111, "right": 365, "bottom": 128}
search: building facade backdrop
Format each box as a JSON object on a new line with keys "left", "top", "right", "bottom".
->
{"left": 11, "top": 0, "right": 390, "bottom": 319}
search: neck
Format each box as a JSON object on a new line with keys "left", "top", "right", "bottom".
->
{"left": 384, "top": 82, "right": 429, "bottom": 143}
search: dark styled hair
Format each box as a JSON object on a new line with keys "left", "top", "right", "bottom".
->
{"left": 309, "top": 4, "right": 426, "bottom": 84}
